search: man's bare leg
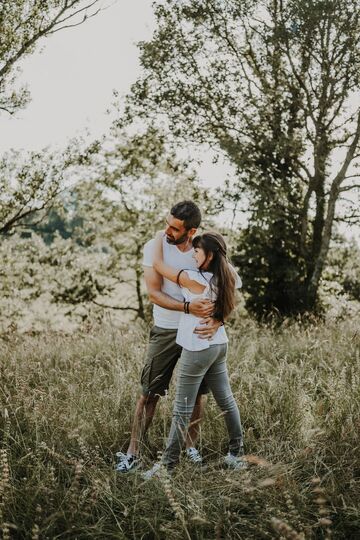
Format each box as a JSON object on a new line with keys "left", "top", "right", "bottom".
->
{"left": 126, "top": 393, "right": 206, "bottom": 456}
{"left": 127, "top": 394, "right": 160, "bottom": 456}
{"left": 185, "top": 394, "right": 207, "bottom": 449}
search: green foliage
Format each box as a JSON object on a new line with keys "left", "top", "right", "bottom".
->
{"left": 124, "top": 0, "right": 360, "bottom": 318}
{"left": 0, "top": 317, "right": 359, "bottom": 538}
{"left": 234, "top": 220, "right": 307, "bottom": 318}
{"left": 56, "top": 128, "right": 216, "bottom": 320}
{"left": 343, "top": 250, "right": 360, "bottom": 301}
{"left": 0, "top": 129, "right": 215, "bottom": 329}
{"left": 0, "top": 0, "right": 102, "bottom": 245}
{"left": 0, "top": 231, "right": 112, "bottom": 330}
{"left": 0, "top": 0, "right": 102, "bottom": 115}
{"left": 322, "top": 237, "right": 360, "bottom": 303}
{"left": 0, "top": 137, "right": 101, "bottom": 235}
{"left": 48, "top": 128, "right": 216, "bottom": 321}
{"left": 0, "top": 233, "right": 46, "bottom": 325}
{"left": 26, "top": 204, "right": 84, "bottom": 245}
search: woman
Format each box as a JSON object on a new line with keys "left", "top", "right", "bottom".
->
{"left": 143, "top": 230, "right": 246, "bottom": 477}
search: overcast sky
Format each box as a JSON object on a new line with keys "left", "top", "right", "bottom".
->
{"left": 0, "top": 0, "right": 226, "bottom": 190}
{"left": 0, "top": 0, "right": 358, "bottom": 238}
{"left": 0, "top": 1, "right": 152, "bottom": 152}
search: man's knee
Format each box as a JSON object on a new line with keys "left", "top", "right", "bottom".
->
{"left": 139, "top": 393, "right": 160, "bottom": 407}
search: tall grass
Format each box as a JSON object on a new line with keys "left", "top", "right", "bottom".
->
{"left": 0, "top": 316, "right": 359, "bottom": 539}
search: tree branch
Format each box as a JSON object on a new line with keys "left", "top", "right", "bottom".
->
{"left": 339, "top": 184, "right": 360, "bottom": 192}
{"left": 308, "top": 108, "right": 360, "bottom": 298}
{"left": 0, "top": 1, "right": 101, "bottom": 81}
{"left": 48, "top": 1, "right": 102, "bottom": 34}
{"left": 300, "top": 181, "right": 315, "bottom": 255}
{"left": 330, "top": 109, "right": 360, "bottom": 192}
{"left": 91, "top": 300, "right": 139, "bottom": 312}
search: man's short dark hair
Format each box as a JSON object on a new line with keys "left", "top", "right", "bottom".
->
{"left": 171, "top": 200, "right": 202, "bottom": 230}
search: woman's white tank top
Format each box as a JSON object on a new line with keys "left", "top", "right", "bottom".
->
{"left": 176, "top": 270, "right": 228, "bottom": 351}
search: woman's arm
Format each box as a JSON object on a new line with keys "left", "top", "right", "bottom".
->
{"left": 152, "top": 231, "right": 206, "bottom": 293}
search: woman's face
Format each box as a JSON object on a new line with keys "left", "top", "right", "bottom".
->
{"left": 193, "top": 246, "right": 209, "bottom": 268}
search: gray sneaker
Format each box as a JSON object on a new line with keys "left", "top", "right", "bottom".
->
{"left": 186, "top": 447, "right": 203, "bottom": 464}
{"left": 115, "top": 452, "right": 141, "bottom": 473}
{"left": 223, "top": 453, "right": 248, "bottom": 470}
{"left": 141, "top": 462, "right": 165, "bottom": 480}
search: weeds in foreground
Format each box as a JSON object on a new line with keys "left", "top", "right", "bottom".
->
{"left": 0, "top": 317, "right": 359, "bottom": 538}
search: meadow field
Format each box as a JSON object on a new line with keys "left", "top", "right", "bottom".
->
{"left": 0, "top": 315, "right": 359, "bottom": 539}
{"left": 2, "top": 1, "right": 360, "bottom": 539}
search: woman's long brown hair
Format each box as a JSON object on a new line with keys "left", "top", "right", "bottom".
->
{"left": 192, "top": 232, "right": 236, "bottom": 321}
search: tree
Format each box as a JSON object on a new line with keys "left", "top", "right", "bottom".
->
{"left": 323, "top": 236, "right": 360, "bottom": 303}
{"left": 25, "top": 204, "right": 84, "bottom": 244}
{"left": 123, "top": 0, "right": 360, "bottom": 317}
{"left": 0, "top": 232, "right": 45, "bottom": 328}
{"left": 1, "top": 129, "right": 215, "bottom": 329}
{"left": 0, "top": 227, "right": 113, "bottom": 332}
{"left": 0, "top": 0, "right": 103, "bottom": 116}
{"left": 0, "top": 141, "right": 100, "bottom": 235}
{"left": 0, "top": 1, "right": 104, "bottom": 235}
{"left": 71, "top": 127, "right": 215, "bottom": 319}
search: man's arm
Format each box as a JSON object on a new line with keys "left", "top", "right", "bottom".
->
{"left": 144, "top": 267, "right": 184, "bottom": 311}
{"left": 144, "top": 267, "right": 214, "bottom": 317}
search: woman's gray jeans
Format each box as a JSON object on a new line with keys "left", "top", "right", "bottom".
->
{"left": 161, "top": 343, "right": 244, "bottom": 469}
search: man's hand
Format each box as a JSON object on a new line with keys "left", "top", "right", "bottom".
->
{"left": 188, "top": 298, "right": 214, "bottom": 318}
{"left": 193, "top": 317, "right": 223, "bottom": 339}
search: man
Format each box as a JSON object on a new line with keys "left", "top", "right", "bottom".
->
{"left": 116, "top": 200, "right": 223, "bottom": 473}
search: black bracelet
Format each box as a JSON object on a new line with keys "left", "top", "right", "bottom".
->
{"left": 184, "top": 301, "right": 190, "bottom": 314}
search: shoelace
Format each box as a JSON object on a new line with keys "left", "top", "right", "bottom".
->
{"left": 115, "top": 452, "right": 138, "bottom": 471}
{"left": 116, "top": 456, "right": 136, "bottom": 471}
{"left": 143, "top": 463, "right": 162, "bottom": 479}
{"left": 187, "top": 448, "right": 202, "bottom": 462}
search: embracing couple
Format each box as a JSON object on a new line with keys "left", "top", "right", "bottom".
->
{"left": 116, "top": 200, "right": 247, "bottom": 477}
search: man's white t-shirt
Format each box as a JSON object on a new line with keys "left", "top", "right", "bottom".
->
{"left": 142, "top": 237, "right": 242, "bottom": 330}
{"left": 143, "top": 238, "right": 197, "bottom": 329}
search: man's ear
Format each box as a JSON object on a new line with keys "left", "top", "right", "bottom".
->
{"left": 188, "top": 227, "right": 197, "bottom": 238}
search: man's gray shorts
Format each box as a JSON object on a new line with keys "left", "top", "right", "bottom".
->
{"left": 141, "top": 326, "right": 210, "bottom": 397}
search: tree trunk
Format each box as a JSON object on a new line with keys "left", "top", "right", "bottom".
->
{"left": 135, "top": 242, "right": 145, "bottom": 320}
{"left": 304, "top": 127, "right": 329, "bottom": 309}
{"left": 135, "top": 268, "right": 145, "bottom": 320}
{"left": 306, "top": 186, "right": 338, "bottom": 307}
{"left": 306, "top": 111, "right": 360, "bottom": 308}
{"left": 304, "top": 182, "right": 326, "bottom": 308}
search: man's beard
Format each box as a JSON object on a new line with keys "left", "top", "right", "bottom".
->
{"left": 166, "top": 232, "right": 189, "bottom": 245}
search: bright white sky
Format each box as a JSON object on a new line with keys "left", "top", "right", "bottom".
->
{"left": 0, "top": 0, "right": 226, "bottom": 187}
{"left": 0, "top": 0, "right": 358, "bottom": 239}
{"left": 0, "top": 1, "right": 152, "bottom": 152}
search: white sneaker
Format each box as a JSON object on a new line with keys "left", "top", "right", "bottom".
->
{"left": 115, "top": 452, "right": 141, "bottom": 473}
{"left": 224, "top": 453, "right": 248, "bottom": 470}
{"left": 141, "top": 462, "right": 165, "bottom": 480}
{"left": 186, "top": 447, "right": 203, "bottom": 464}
